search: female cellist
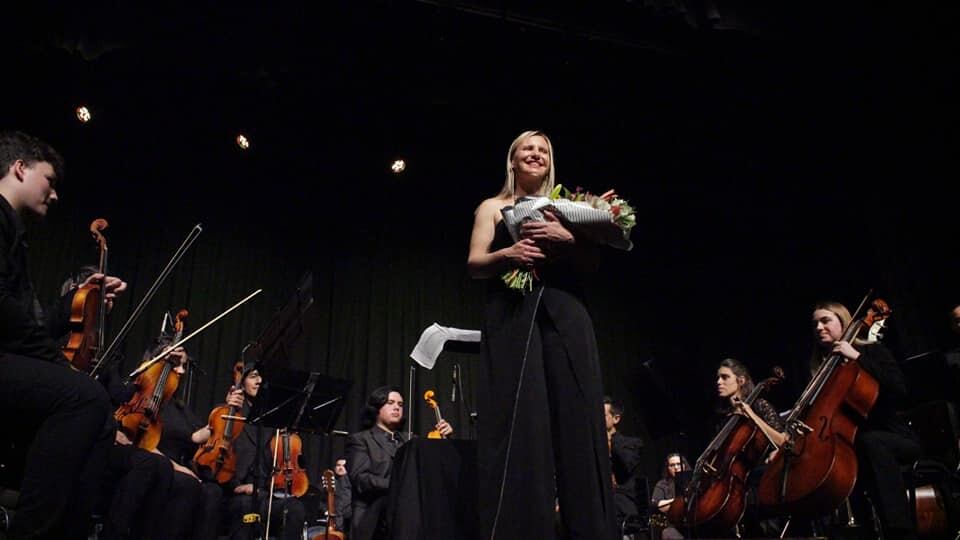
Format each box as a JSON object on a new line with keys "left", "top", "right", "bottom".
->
{"left": 766, "top": 301, "right": 920, "bottom": 538}
{"left": 667, "top": 359, "right": 785, "bottom": 537}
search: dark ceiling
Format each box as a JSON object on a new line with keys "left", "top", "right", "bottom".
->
{"left": 3, "top": 2, "right": 959, "bottom": 410}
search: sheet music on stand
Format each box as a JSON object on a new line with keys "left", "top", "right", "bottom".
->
{"left": 249, "top": 272, "right": 314, "bottom": 367}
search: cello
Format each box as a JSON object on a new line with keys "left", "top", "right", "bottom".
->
{"left": 666, "top": 368, "right": 784, "bottom": 535}
{"left": 62, "top": 218, "right": 109, "bottom": 372}
{"left": 269, "top": 429, "right": 309, "bottom": 497}
{"left": 757, "top": 297, "right": 892, "bottom": 517}
{"left": 114, "top": 309, "right": 188, "bottom": 450}
{"left": 193, "top": 360, "right": 247, "bottom": 484}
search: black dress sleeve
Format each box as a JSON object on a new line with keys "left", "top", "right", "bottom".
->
{"left": 753, "top": 398, "right": 785, "bottom": 432}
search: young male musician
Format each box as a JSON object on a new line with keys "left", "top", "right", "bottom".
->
{"left": 224, "top": 362, "right": 306, "bottom": 540}
{"left": 604, "top": 396, "right": 645, "bottom": 530}
{"left": 346, "top": 385, "right": 453, "bottom": 540}
{"left": 0, "top": 131, "right": 127, "bottom": 539}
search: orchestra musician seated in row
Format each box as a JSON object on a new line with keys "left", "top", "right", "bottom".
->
{"left": 346, "top": 386, "right": 453, "bottom": 540}
{"left": 332, "top": 457, "right": 352, "bottom": 533}
{"left": 223, "top": 362, "right": 306, "bottom": 540}
{"left": 603, "top": 396, "right": 644, "bottom": 530}
{"left": 649, "top": 452, "right": 690, "bottom": 540}
{"left": 149, "top": 336, "right": 239, "bottom": 540}
{"left": 60, "top": 272, "right": 196, "bottom": 540}
{"left": 714, "top": 358, "right": 785, "bottom": 537}
{"left": 807, "top": 301, "right": 921, "bottom": 539}
{"left": 0, "top": 131, "right": 128, "bottom": 539}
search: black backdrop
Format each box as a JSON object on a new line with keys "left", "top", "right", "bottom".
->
{"left": 4, "top": 1, "right": 959, "bottom": 488}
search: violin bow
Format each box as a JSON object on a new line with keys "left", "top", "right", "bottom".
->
{"left": 91, "top": 224, "right": 203, "bottom": 378}
{"left": 128, "top": 288, "right": 263, "bottom": 378}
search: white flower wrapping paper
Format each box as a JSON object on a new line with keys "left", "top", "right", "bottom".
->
{"left": 500, "top": 196, "right": 634, "bottom": 251}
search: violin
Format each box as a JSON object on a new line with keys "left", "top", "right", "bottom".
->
{"left": 114, "top": 309, "right": 188, "bottom": 450}
{"left": 667, "top": 368, "right": 784, "bottom": 535}
{"left": 193, "top": 360, "right": 247, "bottom": 484}
{"left": 62, "top": 218, "right": 109, "bottom": 372}
{"left": 758, "top": 297, "right": 892, "bottom": 518}
{"left": 310, "top": 469, "right": 346, "bottom": 540}
{"left": 423, "top": 390, "right": 445, "bottom": 439}
{"left": 269, "top": 430, "right": 308, "bottom": 497}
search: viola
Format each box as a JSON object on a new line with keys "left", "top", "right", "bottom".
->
{"left": 666, "top": 368, "right": 784, "bottom": 535}
{"left": 62, "top": 218, "right": 109, "bottom": 372}
{"left": 114, "top": 309, "right": 188, "bottom": 450}
{"left": 310, "top": 469, "right": 345, "bottom": 540}
{"left": 269, "top": 430, "right": 308, "bottom": 497}
{"left": 193, "top": 360, "right": 247, "bottom": 484}
{"left": 423, "top": 390, "right": 445, "bottom": 439}
{"left": 758, "top": 297, "right": 892, "bottom": 518}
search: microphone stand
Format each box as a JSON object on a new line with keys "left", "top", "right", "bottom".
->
{"left": 453, "top": 363, "right": 478, "bottom": 439}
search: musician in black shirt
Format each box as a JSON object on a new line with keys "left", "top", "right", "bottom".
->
{"left": 0, "top": 131, "right": 127, "bottom": 539}
{"left": 810, "top": 301, "right": 921, "bottom": 539}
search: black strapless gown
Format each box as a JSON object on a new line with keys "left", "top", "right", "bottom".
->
{"left": 477, "top": 222, "right": 617, "bottom": 540}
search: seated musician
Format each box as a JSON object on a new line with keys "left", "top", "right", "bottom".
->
{"left": 714, "top": 358, "right": 785, "bottom": 537}
{"left": 150, "top": 333, "right": 242, "bottom": 540}
{"left": 345, "top": 385, "right": 453, "bottom": 540}
{"left": 332, "top": 458, "right": 352, "bottom": 533}
{"left": 0, "top": 131, "right": 127, "bottom": 539}
{"left": 649, "top": 452, "right": 690, "bottom": 540}
{"left": 808, "top": 301, "right": 921, "bottom": 539}
{"left": 224, "top": 362, "right": 306, "bottom": 540}
{"left": 603, "top": 396, "right": 644, "bottom": 529}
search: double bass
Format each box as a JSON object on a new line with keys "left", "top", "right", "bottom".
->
{"left": 269, "top": 430, "right": 309, "bottom": 497}
{"left": 666, "top": 368, "right": 784, "bottom": 535}
{"left": 194, "top": 361, "right": 247, "bottom": 484}
{"left": 62, "top": 218, "right": 109, "bottom": 372}
{"left": 114, "top": 309, "right": 188, "bottom": 450}
{"left": 758, "top": 298, "right": 891, "bottom": 517}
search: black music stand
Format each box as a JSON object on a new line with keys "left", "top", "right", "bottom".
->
{"left": 250, "top": 272, "right": 314, "bottom": 368}
{"left": 248, "top": 364, "right": 352, "bottom": 434}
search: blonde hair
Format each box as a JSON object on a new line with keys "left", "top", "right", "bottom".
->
{"left": 808, "top": 300, "right": 861, "bottom": 373}
{"left": 497, "top": 130, "right": 556, "bottom": 198}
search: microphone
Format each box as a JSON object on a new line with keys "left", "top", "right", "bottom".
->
{"left": 451, "top": 365, "right": 458, "bottom": 403}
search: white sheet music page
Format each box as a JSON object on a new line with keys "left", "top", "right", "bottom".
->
{"left": 410, "top": 323, "right": 481, "bottom": 369}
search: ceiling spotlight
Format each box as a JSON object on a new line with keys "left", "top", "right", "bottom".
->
{"left": 236, "top": 134, "right": 251, "bottom": 150}
{"left": 390, "top": 159, "right": 406, "bottom": 174}
{"left": 75, "top": 106, "right": 92, "bottom": 123}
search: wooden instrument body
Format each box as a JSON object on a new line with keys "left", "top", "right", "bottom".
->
{"left": 63, "top": 218, "right": 110, "bottom": 372}
{"left": 667, "top": 416, "right": 769, "bottom": 534}
{"left": 194, "top": 361, "right": 246, "bottom": 484}
{"left": 114, "top": 361, "right": 181, "bottom": 450}
{"left": 270, "top": 431, "right": 309, "bottom": 497}
{"left": 62, "top": 285, "right": 101, "bottom": 371}
{"left": 114, "top": 309, "right": 187, "bottom": 450}
{"left": 758, "top": 359, "right": 878, "bottom": 516}
{"left": 310, "top": 469, "right": 346, "bottom": 540}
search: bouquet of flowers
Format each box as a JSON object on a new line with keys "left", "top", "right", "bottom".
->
{"left": 500, "top": 184, "right": 636, "bottom": 293}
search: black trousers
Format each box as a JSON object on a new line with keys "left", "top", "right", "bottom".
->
{"left": 853, "top": 429, "right": 922, "bottom": 534}
{"left": 186, "top": 480, "right": 223, "bottom": 540}
{"left": 0, "top": 353, "right": 113, "bottom": 540}
{"left": 154, "top": 471, "right": 204, "bottom": 539}
{"left": 227, "top": 492, "right": 305, "bottom": 540}
{"left": 100, "top": 444, "right": 173, "bottom": 540}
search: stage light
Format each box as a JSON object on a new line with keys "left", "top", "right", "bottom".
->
{"left": 75, "top": 106, "right": 91, "bottom": 123}
{"left": 236, "top": 134, "right": 251, "bottom": 150}
{"left": 391, "top": 159, "right": 406, "bottom": 174}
